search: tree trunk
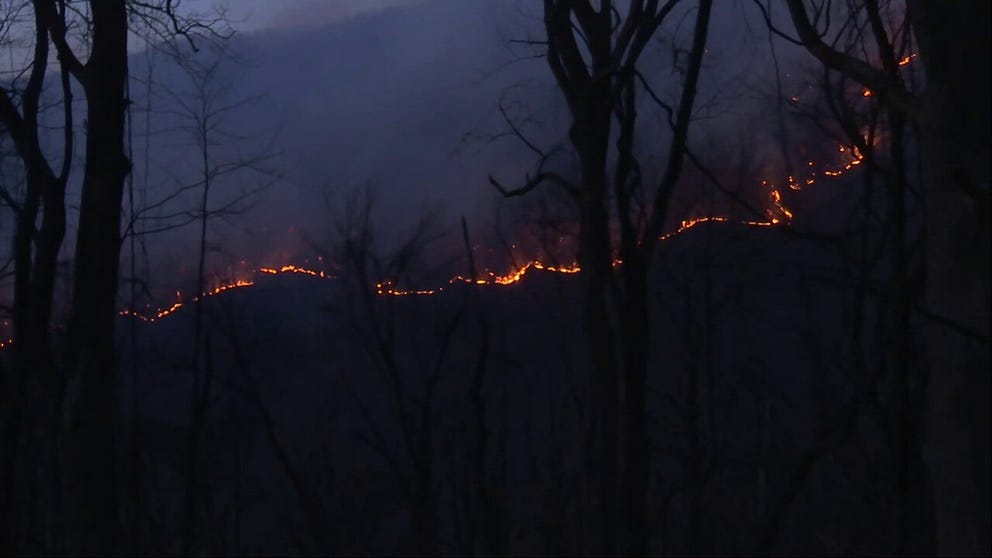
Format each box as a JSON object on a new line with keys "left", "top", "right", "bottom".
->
{"left": 62, "top": 1, "right": 129, "bottom": 552}
{"left": 5, "top": 123, "right": 67, "bottom": 557}
{"left": 785, "top": 1, "right": 989, "bottom": 552}
{"left": 907, "top": 2, "right": 991, "bottom": 555}
{"left": 619, "top": 256, "right": 650, "bottom": 556}
{"left": 572, "top": 100, "right": 618, "bottom": 555}
{"left": 3, "top": 169, "right": 41, "bottom": 551}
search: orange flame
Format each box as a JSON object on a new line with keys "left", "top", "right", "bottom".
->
{"left": 120, "top": 279, "right": 255, "bottom": 322}
{"left": 119, "top": 263, "right": 338, "bottom": 321}
{"left": 375, "top": 257, "right": 583, "bottom": 297}
{"left": 259, "top": 264, "right": 329, "bottom": 278}
{"left": 0, "top": 54, "right": 919, "bottom": 349}
{"left": 659, "top": 216, "right": 729, "bottom": 240}
{"left": 104, "top": 129, "right": 873, "bottom": 316}
{"left": 116, "top": 55, "right": 907, "bottom": 313}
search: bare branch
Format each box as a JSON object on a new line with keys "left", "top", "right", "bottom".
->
{"left": 783, "top": 0, "right": 920, "bottom": 118}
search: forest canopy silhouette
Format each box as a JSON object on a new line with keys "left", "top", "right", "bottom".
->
{"left": 0, "top": 0, "right": 988, "bottom": 555}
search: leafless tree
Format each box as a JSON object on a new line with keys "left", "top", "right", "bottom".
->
{"left": 139, "top": 38, "right": 278, "bottom": 555}
{"left": 0, "top": 1, "right": 75, "bottom": 551}
{"left": 492, "top": 1, "right": 713, "bottom": 553}
{"left": 759, "top": 1, "right": 990, "bottom": 553}
{"left": 323, "top": 188, "right": 510, "bottom": 555}
{"left": 0, "top": 1, "right": 238, "bottom": 552}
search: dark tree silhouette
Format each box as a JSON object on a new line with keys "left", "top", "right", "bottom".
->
{"left": 525, "top": 1, "right": 712, "bottom": 553}
{"left": 778, "top": 2, "right": 990, "bottom": 553}
{"left": 0, "top": 1, "right": 73, "bottom": 551}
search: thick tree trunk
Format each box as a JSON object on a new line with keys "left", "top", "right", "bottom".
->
{"left": 619, "top": 259, "right": 650, "bottom": 556}
{"left": 884, "top": 107, "right": 936, "bottom": 554}
{"left": 785, "top": 1, "right": 989, "bottom": 552}
{"left": 572, "top": 101, "right": 618, "bottom": 555}
{"left": 5, "top": 144, "right": 67, "bottom": 555}
{"left": 908, "top": 2, "right": 991, "bottom": 555}
{"left": 3, "top": 176, "right": 42, "bottom": 553}
{"left": 62, "top": 1, "right": 129, "bottom": 552}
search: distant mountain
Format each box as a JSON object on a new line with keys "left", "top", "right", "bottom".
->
{"left": 125, "top": 0, "right": 565, "bottom": 275}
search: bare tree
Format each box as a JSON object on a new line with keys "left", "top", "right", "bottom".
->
{"left": 492, "top": 1, "right": 713, "bottom": 552}
{"left": 0, "top": 1, "right": 74, "bottom": 551}
{"left": 770, "top": 2, "right": 990, "bottom": 553}
{"left": 141, "top": 38, "right": 278, "bottom": 555}
{"left": 329, "top": 189, "right": 474, "bottom": 555}
{"left": 0, "top": 1, "right": 237, "bottom": 551}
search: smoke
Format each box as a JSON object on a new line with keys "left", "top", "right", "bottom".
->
{"left": 265, "top": 0, "right": 426, "bottom": 30}
{"left": 204, "top": 0, "right": 428, "bottom": 32}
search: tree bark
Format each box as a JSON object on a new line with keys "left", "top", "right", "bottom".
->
{"left": 907, "top": 3, "right": 991, "bottom": 555}
{"left": 61, "top": 1, "right": 130, "bottom": 552}
{"left": 785, "top": 1, "right": 990, "bottom": 552}
{"left": 0, "top": 4, "right": 71, "bottom": 548}
{"left": 574, "top": 98, "right": 620, "bottom": 555}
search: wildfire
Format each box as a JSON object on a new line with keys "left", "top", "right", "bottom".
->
{"left": 120, "top": 279, "right": 255, "bottom": 322}
{"left": 38, "top": 128, "right": 879, "bottom": 325}
{"left": 660, "top": 216, "right": 729, "bottom": 240}
{"left": 375, "top": 258, "right": 583, "bottom": 297}
{"left": 259, "top": 264, "right": 330, "bottom": 278}
{"left": 381, "top": 131, "right": 868, "bottom": 296}
{"left": 111, "top": 55, "right": 913, "bottom": 315}
{"left": 0, "top": 53, "right": 922, "bottom": 351}
{"left": 376, "top": 281, "right": 438, "bottom": 297}
{"left": 118, "top": 261, "right": 341, "bottom": 322}
{"left": 770, "top": 52, "right": 913, "bottom": 199}
{"left": 119, "top": 131, "right": 872, "bottom": 312}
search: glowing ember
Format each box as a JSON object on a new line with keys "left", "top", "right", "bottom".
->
{"left": 77, "top": 131, "right": 881, "bottom": 322}
{"left": 120, "top": 279, "right": 254, "bottom": 322}
{"left": 0, "top": 53, "right": 922, "bottom": 350}
{"left": 112, "top": 54, "right": 909, "bottom": 315}
{"left": 759, "top": 51, "right": 916, "bottom": 222}
{"left": 119, "top": 261, "right": 343, "bottom": 322}
{"left": 376, "top": 281, "right": 438, "bottom": 297}
{"left": 259, "top": 264, "right": 329, "bottom": 278}
{"left": 375, "top": 257, "right": 583, "bottom": 297}
{"left": 660, "top": 216, "right": 729, "bottom": 240}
